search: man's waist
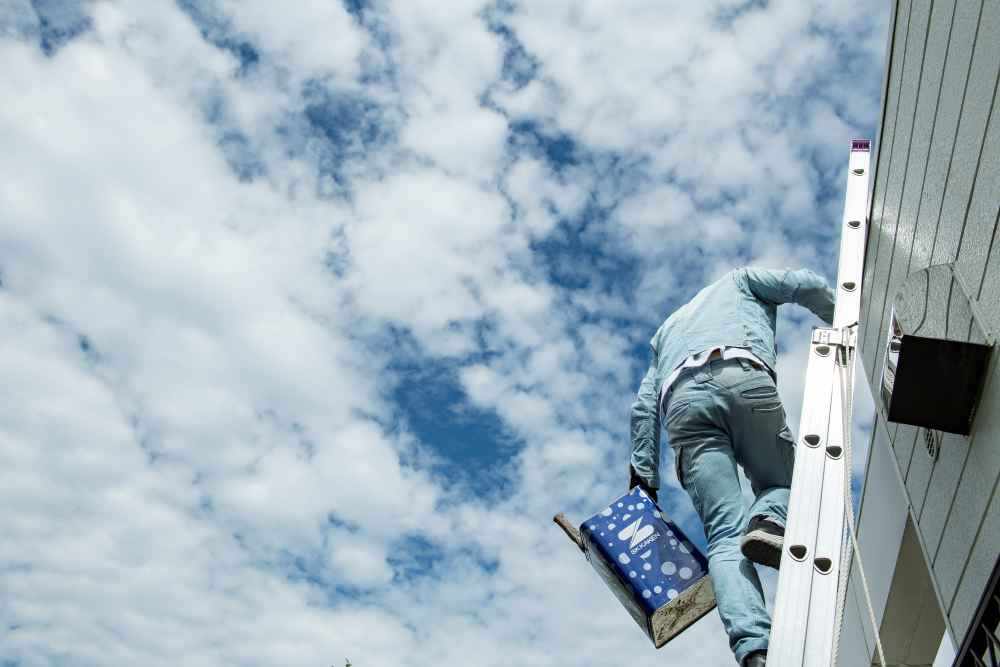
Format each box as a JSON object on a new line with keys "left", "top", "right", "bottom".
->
{"left": 703, "top": 349, "right": 725, "bottom": 363}
{"left": 659, "top": 346, "right": 771, "bottom": 414}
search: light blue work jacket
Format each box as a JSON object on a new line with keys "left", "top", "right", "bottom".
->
{"left": 629, "top": 267, "right": 836, "bottom": 490}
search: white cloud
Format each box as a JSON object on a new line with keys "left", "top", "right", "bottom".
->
{"left": 329, "top": 533, "right": 393, "bottom": 587}
{"left": 0, "top": 1, "right": 887, "bottom": 665}
{"left": 505, "top": 156, "right": 588, "bottom": 237}
{"left": 0, "top": 0, "right": 38, "bottom": 37}
{"left": 221, "top": 0, "right": 364, "bottom": 79}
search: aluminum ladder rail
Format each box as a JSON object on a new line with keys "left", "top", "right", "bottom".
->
{"left": 768, "top": 140, "right": 872, "bottom": 667}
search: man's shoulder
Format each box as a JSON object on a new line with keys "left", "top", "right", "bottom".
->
{"left": 705, "top": 268, "right": 752, "bottom": 298}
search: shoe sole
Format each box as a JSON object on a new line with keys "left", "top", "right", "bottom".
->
{"left": 741, "top": 530, "right": 783, "bottom": 569}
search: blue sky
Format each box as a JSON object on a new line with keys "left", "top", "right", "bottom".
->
{"left": 0, "top": 1, "right": 888, "bottom": 665}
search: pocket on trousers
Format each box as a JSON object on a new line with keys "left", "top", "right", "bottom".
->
{"left": 741, "top": 385, "right": 777, "bottom": 400}
{"left": 752, "top": 402, "right": 783, "bottom": 413}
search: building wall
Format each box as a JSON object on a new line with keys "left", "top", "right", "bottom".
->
{"left": 844, "top": 412, "right": 945, "bottom": 666}
{"left": 842, "top": 416, "right": 915, "bottom": 665}
{"left": 857, "top": 0, "right": 1000, "bottom": 648}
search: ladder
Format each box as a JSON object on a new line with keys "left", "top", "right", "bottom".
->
{"left": 768, "top": 140, "right": 872, "bottom": 666}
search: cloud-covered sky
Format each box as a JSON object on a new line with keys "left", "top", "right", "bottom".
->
{"left": 0, "top": 1, "right": 889, "bottom": 665}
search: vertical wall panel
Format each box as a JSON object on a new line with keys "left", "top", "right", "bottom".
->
{"left": 930, "top": 0, "right": 993, "bottom": 266}
{"left": 926, "top": 0, "right": 1000, "bottom": 629}
{"left": 910, "top": 0, "right": 977, "bottom": 272}
{"left": 894, "top": 423, "right": 919, "bottom": 478}
{"left": 879, "top": 518, "right": 946, "bottom": 666}
{"left": 905, "top": 0, "right": 960, "bottom": 275}
{"left": 868, "top": 0, "right": 936, "bottom": 400}
{"left": 920, "top": 430, "right": 972, "bottom": 557}
{"left": 837, "top": 586, "right": 873, "bottom": 667}
{"left": 954, "top": 86, "right": 1000, "bottom": 293}
{"left": 948, "top": 483, "right": 1000, "bottom": 640}
{"left": 870, "top": 0, "right": 933, "bottom": 418}
{"left": 977, "top": 209, "right": 1000, "bottom": 336}
{"left": 952, "top": 5, "right": 1000, "bottom": 294}
{"left": 946, "top": 275, "right": 975, "bottom": 342}
{"left": 858, "top": 417, "right": 909, "bottom": 622}
{"left": 905, "top": 429, "right": 935, "bottom": 514}
{"left": 905, "top": 590, "right": 949, "bottom": 665}
{"left": 853, "top": 416, "right": 910, "bottom": 629}
{"left": 934, "top": 356, "right": 1000, "bottom": 608}
{"left": 862, "top": 0, "right": 913, "bottom": 385}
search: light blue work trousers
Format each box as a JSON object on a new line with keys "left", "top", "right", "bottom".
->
{"left": 665, "top": 357, "right": 795, "bottom": 665}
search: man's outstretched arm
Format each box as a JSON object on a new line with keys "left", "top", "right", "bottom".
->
{"left": 629, "top": 352, "right": 661, "bottom": 500}
{"left": 742, "top": 267, "right": 836, "bottom": 324}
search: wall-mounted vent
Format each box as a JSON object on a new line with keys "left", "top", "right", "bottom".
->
{"left": 880, "top": 264, "right": 993, "bottom": 435}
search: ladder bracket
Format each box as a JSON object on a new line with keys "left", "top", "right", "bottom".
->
{"left": 812, "top": 324, "right": 858, "bottom": 349}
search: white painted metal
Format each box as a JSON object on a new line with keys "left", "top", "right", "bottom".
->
{"left": 805, "top": 345, "right": 847, "bottom": 662}
{"left": 769, "top": 144, "right": 872, "bottom": 667}
{"left": 768, "top": 333, "right": 837, "bottom": 666}
{"left": 832, "top": 147, "right": 871, "bottom": 330}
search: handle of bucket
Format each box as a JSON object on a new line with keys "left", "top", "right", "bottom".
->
{"left": 553, "top": 513, "right": 585, "bottom": 552}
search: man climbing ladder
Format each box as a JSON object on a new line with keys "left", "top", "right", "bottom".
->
{"left": 627, "top": 140, "right": 874, "bottom": 666}
{"left": 629, "top": 267, "right": 836, "bottom": 666}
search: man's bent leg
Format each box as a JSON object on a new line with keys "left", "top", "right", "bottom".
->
{"left": 742, "top": 421, "right": 795, "bottom": 528}
{"left": 677, "top": 441, "right": 771, "bottom": 664}
{"left": 731, "top": 374, "right": 796, "bottom": 529}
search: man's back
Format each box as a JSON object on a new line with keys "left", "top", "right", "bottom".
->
{"left": 650, "top": 268, "right": 836, "bottom": 384}
{"left": 630, "top": 267, "right": 834, "bottom": 490}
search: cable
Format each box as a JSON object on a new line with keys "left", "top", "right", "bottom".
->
{"left": 831, "top": 341, "right": 852, "bottom": 666}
